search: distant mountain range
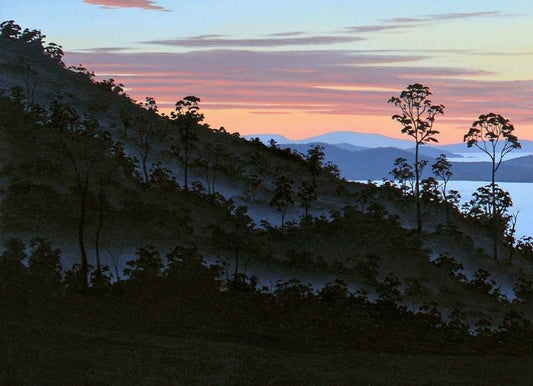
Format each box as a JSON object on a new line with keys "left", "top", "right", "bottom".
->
{"left": 247, "top": 131, "right": 413, "bottom": 149}
{"left": 246, "top": 131, "right": 533, "bottom": 182}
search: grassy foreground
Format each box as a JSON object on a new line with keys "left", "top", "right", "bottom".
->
{"left": 2, "top": 321, "right": 533, "bottom": 385}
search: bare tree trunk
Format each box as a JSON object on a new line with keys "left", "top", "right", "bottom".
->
{"left": 66, "top": 146, "right": 95, "bottom": 290}
{"left": 443, "top": 180, "right": 450, "bottom": 224}
{"left": 212, "top": 155, "right": 218, "bottom": 196}
{"left": 234, "top": 247, "right": 239, "bottom": 279}
{"left": 142, "top": 153, "right": 149, "bottom": 184}
{"left": 415, "top": 143, "right": 422, "bottom": 234}
{"left": 204, "top": 164, "right": 211, "bottom": 195}
{"left": 95, "top": 181, "right": 107, "bottom": 273}
{"left": 491, "top": 163, "right": 498, "bottom": 260}
{"left": 78, "top": 181, "right": 89, "bottom": 290}
{"left": 184, "top": 150, "right": 189, "bottom": 193}
{"left": 105, "top": 246, "right": 120, "bottom": 282}
{"left": 508, "top": 213, "right": 518, "bottom": 263}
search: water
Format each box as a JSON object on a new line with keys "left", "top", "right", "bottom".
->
{"left": 425, "top": 150, "right": 533, "bottom": 238}
{"left": 354, "top": 179, "right": 533, "bottom": 239}
{"left": 447, "top": 180, "right": 533, "bottom": 239}
{"left": 447, "top": 152, "right": 533, "bottom": 163}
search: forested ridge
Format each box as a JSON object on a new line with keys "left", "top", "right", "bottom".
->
{"left": 2, "top": 21, "right": 533, "bottom": 383}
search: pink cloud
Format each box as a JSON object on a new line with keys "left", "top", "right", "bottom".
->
{"left": 63, "top": 49, "right": 533, "bottom": 142}
{"left": 250, "top": 111, "right": 292, "bottom": 115}
{"left": 385, "top": 11, "right": 513, "bottom": 24}
{"left": 141, "top": 35, "right": 364, "bottom": 48}
{"left": 83, "top": 0, "right": 168, "bottom": 11}
{"left": 343, "top": 11, "right": 519, "bottom": 36}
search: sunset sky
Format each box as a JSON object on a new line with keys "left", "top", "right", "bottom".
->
{"left": 3, "top": 0, "right": 533, "bottom": 143}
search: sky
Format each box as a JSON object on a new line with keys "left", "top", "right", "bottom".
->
{"left": 2, "top": 0, "right": 533, "bottom": 143}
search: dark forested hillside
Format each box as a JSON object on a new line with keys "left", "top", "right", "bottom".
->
{"left": 2, "top": 21, "right": 533, "bottom": 384}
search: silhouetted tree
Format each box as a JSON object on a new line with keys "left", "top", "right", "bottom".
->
{"left": 306, "top": 145, "right": 325, "bottom": 182}
{"left": 94, "top": 174, "right": 111, "bottom": 275}
{"left": 354, "top": 254, "right": 380, "bottom": 285}
{"left": 105, "top": 245, "right": 121, "bottom": 283}
{"left": 404, "top": 277, "right": 429, "bottom": 312}
{"left": 170, "top": 96, "right": 203, "bottom": 193}
{"left": 323, "top": 161, "right": 341, "bottom": 179}
{"left": 274, "top": 279, "right": 313, "bottom": 299}
{"left": 0, "top": 20, "right": 21, "bottom": 39}
{"left": 432, "top": 253, "right": 466, "bottom": 281}
{"left": 353, "top": 183, "right": 378, "bottom": 213}
{"left": 47, "top": 100, "right": 115, "bottom": 289}
{"left": 164, "top": 244, "right": 222, "bottom": 295}
{"left": 64, "top": 120, "right": 113, "bottom": 289}
{"left": 376, "top": 273, "right": 403, "bottom": 308}
{"left": 210, "top": 206, "right": 255, "bottom": 280}
{"left": 96, "top": 78, "right": 124, "bottom": 95}
{"left": 389, "top": 84, "right": 444, "bottom": 233}
{"left": 20, "top": 27, "right": 45, "bottom": 45}
{"left": 196, "top": 140, "right": 225, "bottom": 196}
{"left": 270, "top": 175, "right": 294, "bottom": 227}
{"left": 447, "top": 308, "right": 470, "bottom": 334}
{"left": 480, "top": 184, "right": 512, "bottom": 247}
{"left": 28, "top": 238, "right": 62, "bottom": 296}
{"left": 89, "top": 264, "right": 112, "bottom": 294}
{"left": 124, "top": 245, "right": 163, "bottom": 281}
{"left": 148, "top": 161, "right": 180, "bottom": 191}
{"left": 68, "top": 64, "right": 95, "bottom": 80}
{"left": 1, "top": 238, "right": 26, "bottom": 267}
{"left": 122, "top": 97, "right": 165, "bottom": 183}
{"left": 432, "top": 154, "right": 453, "bottom": 221}
{"left": 464, "top": 113, "right": 520, "bottom": 259}
{"left": 246, "top": 173, "right": 263, "bottom": 201}
{"left": 513, "top": 276, "right": 533, "bottom": 303}
{"left": 469, "top": 269, "right": 498, "bottom": 297}
{"left": 0, "top": 238, "right": 28, "bottom": 298}
{"left": 43, "top": 42, "right": 64, "bottom": 66}
{"left": 465, "top": 183, "right": 513, "bottom": 260}
{"left": 505, "top": 211, "right": 519, "bottom": 262}
{"left": 390, "top": 157, "right": 415, "bottom": 196}
{"left": 420, "top": 177, "right": 440, "bottom": 203}
{"left": 516, "top": 236, "right": 533, "bottom": 262}
{"left": 465, "top": 184, "right": 512, "bottom": 223}
{"left": 8, "top": 57, "right": 41, "bottom": 110}
{"left": 297, "top": 181, "right": 317, "bottom": 220}
{"left": 318, "top": 279, "right": 350, "bottom": 304}
{"left": 247, "top": 148, "right": 269, "bottom": 176}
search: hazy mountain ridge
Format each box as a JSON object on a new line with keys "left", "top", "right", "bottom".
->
{"left": 250, "top": 132, "right": 533, "bottom": 181}
{"left": 251, "top": 130, "right": 533, "bottom": 154}
{"left": 247, "top": 131, "right": 413, "bottom": 149}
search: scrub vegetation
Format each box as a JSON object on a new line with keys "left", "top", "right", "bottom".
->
{"left": 2, "top": 21, "right": 533, "bottom": 383}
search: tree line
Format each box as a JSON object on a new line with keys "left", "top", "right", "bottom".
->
{"left": 2, "top": 20, "right": 533, "bottom": 331}
{"left": 388, "top": 83, "right": 521, "bottom": 260}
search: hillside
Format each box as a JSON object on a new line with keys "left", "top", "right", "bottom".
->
{"left": 2, "top": 21, "right": 533, "bottom": 320}
{"left": 3, "top": 22, "right": 533, "bottom": 383}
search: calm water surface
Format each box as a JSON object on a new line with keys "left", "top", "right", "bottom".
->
{"left": 354, "top": 179, "right": 533, "bottom": 239}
